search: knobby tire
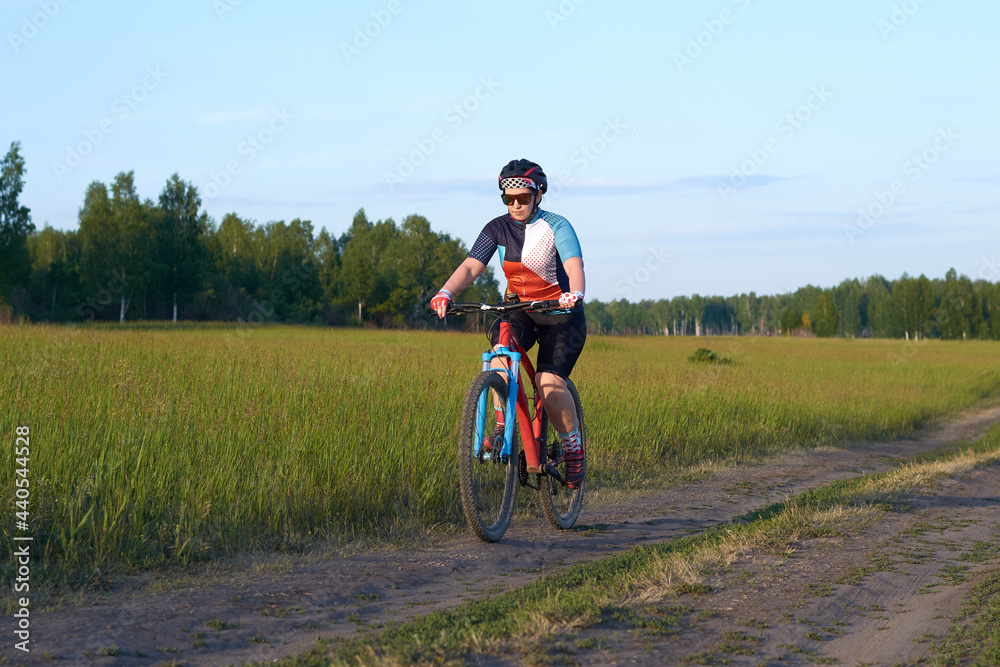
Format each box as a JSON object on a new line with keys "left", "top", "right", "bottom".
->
{"left": 538, "top": 378, "right": 586, "bottom": 530}
{"left": 458, "top": 371, "right": 519, "bottom": 542}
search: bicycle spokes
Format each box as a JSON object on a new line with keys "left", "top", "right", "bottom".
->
{"left": 459, "top": 372, "right": 519, "bottom": 542}
{"left": 537, "top": 379, "right": 586, "bottom": 530}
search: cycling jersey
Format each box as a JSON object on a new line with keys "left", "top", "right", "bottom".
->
{"left": 468, "top": 209, "right": 583, "bottom": 301}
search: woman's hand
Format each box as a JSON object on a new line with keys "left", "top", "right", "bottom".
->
{"left": 430, "top": 290, "right": 451, "bottom": 318}
{"left": 558, "top": 291, "right": 584, "bottom": 309}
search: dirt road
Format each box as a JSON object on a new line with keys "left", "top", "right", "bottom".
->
{"left": 14, "top": 406, "right": 1000, "bottom": 666}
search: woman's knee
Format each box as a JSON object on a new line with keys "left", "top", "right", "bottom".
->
{"left": 536, "top": 371, "right": 567, "bottom": 393}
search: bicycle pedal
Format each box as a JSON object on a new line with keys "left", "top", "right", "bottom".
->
{"left": 525, "top": 464, "right": 544, "bottom": 474}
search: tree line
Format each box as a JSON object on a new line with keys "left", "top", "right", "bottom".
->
{"left": 1, "top": 142, "right": 499, "bottom": 326}
{"left": 1, "top": 141, "right": 998, "bottom": 338}
{"left": 585, "top": 272, "right": 1000, "bottom": 340}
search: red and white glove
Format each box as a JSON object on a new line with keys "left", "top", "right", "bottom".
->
{"left": 558, "top": 291, "right": 585, "bottom": 309}
{"left": 430, "top": 289, "right": 452, "bottom": 316}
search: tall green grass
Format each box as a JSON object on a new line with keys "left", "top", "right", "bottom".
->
{"left": 2, "top": 324, "right": 999, "bottom": 587}
{"left": 580, "top": 335, "right": 1000, "bottom": 477}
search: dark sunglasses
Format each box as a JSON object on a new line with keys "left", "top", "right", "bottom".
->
{"left": 501, "top": 193, "right": 534, "bottom": 206}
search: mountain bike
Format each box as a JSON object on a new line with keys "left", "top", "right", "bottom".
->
{"left": 446, "top": 300, "right": 587, "bottom": 542}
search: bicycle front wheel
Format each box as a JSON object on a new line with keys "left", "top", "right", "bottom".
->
{"left": 538, "top": 378, "right": 586, "bottom": 530}
{"left": 458, "top": 371, "right": 519, "bottom": 542}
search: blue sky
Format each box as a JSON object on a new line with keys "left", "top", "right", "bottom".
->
{"left": 3, "top": 0, "right": 998, "bottom": 301}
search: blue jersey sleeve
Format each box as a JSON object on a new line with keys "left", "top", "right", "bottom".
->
{"left": 539, "top": 211, "right": 582, "bottom": 261}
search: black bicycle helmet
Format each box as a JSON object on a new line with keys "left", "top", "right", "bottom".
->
{"left": 498, "top": 159, "right": 548, "bottom": 194}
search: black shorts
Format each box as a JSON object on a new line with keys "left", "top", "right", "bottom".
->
{"left": 489, "top": 308, "right": 587, "bottom": 379}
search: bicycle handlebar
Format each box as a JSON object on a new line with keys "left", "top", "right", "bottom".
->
{"left": 445, "top": 300, "right": 571, "bottom": 315}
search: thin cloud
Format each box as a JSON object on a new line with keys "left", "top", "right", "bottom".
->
{"left": 203, "top": 195, "right": 328, "bottom": 211}
{"left": 954, "top": 176, "right": 1000, "bottom": 184}
{"left": 329, "top": 177, "right": 491, "bottom": 200}
{"left": 349, "top": 174, "right": 797, "bottom": 199}
{"left": 196, "top": 108, "right": 274, "bottom": 125}
{"left": 958, "top": 204, "right": 1000, "bottom": 215}
{"left": 764, "top": 210, "right": 857, "bottom": 221}
{"left": 555, "top": 174, "right": 793, "bottom": 195}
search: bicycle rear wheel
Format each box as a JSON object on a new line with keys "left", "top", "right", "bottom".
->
{"left": 458, "top": 371, "right": 519, "bottom": 542}
{"left": 538, "top": 378, "right": 586, "bottom": 530}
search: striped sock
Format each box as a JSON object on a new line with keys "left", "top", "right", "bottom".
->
{"left": 558, "top": 428, "right": 581, "bottom": 453}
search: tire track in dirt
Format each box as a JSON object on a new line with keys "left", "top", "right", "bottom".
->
{"left": 820, "top": 485, "right": 1000, "bottom": 665}
{"left": 562, "top": 465, "right": 1000, "bottom": 666}
{"left": 17, "top": 405, "right": 1000, "bottom": 666}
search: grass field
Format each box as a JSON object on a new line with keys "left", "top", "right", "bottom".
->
{"left": 2, "top": 323, "right": 999, "bottom": 589}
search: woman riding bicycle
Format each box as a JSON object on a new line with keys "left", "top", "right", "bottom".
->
{"left": 431, "top": 159, "right": 588, "bottom": 487}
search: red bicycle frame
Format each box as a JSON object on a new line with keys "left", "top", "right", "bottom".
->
{"left": 495, "top": 320, "right": 546, "bottom": 469}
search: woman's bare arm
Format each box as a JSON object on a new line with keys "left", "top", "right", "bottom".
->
{"left": 434, "top": 257, "right": 487, "bottom": 317}
{"left": 563, "top": 256, "right": 586, "bottom": 297}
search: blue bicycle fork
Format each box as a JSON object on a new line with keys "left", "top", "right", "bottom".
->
{"left": 473, "top": 346, "right": 520, "bottom": 462}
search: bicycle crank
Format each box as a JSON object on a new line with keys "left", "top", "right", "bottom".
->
{"left": 543, "top": 464, "right": 568, "bottom": 487}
